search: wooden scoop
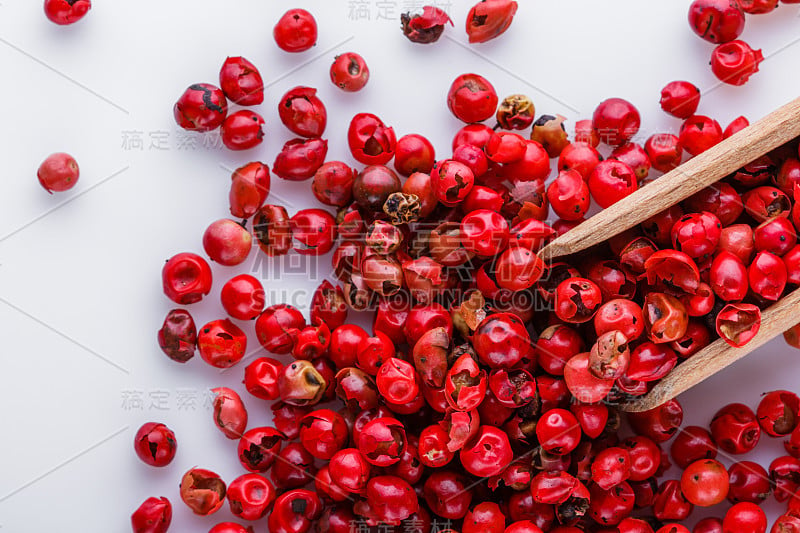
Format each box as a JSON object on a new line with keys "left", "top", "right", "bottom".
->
{"left": 537, "top": 96, "right": 800, "bottom": 413}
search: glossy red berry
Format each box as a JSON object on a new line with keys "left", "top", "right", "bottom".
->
{"left": 229, "top": 162, "right": 271, "bottom": 219}
{"left": 716, "top": 303, "right": 761, "bottom": 348}
{"left": 558, "top": 142, "right": 602, "bottom": 180}
{"left": 548, "top": 170, "right": 591, "bottom": 221}
{"left": 628, "top": 399, "right": 684, "bottom": 443}
{"left": 670, "top": 426, "right": 717, "bottom": 469}
{"left": 473, "top": 312, "right": 533, "bottom": 368}
{"left": 564, "top": 352, "right": 615, "bottom": 404}
{"left": 180, "top": 468, "right": 226, "bottom": 516}
{"left": 348, "top": 113, "right": 396, "bottom": 165}
{"left": 227, "top": 473, "right": 275, "bottom": 521}
{"left": 447, "top": 73, "right": 499, "bottom": 124}
{"left": 680, "top": 459, "right": 729, "bottom": 507}
{"left": 423, "top": 470, "right": 472, "bottom": 519}
{"left": 134, "top": 422, "right": 176, "bottom": 467}
{"left": 722, "top": 502, "right": 767, "bottom": 533}
{"left": 394, "top": 134, "right": 436, "bottom": 176}
{"left": 645, "top": 133, "right": 683, "bottom": 173}
{"left": 536, "top": 408, "right": 581, "bottom": 455}
{"left": 444, "top": 351, "right": 488, "bottom": 412}
{"left": 555, "top": 278, "right": 603, "bottom": 323}
{"left": 290, "top": 209, "right": 337, "bottom": 255}
{"left": 220, "top": 274, "right": 264, "bottom": 321}
{"left": 355, "top": 476, "right": 418, "bottom": 526}
{"left": 588, "top": 160, "right": 638, "bottom": 208}
{"left": 299, "top": 409, "right": 348, "bottom": 460}
{"left": 671, "top": 212, "right": 722, "bottom": 259}
{"left": 198, "top": 319, "right": 247, "bottom": 368}
{"left": 161, "top": 252, "right": 212, "bottom": 305}
{"left": 174, "top": 83, "right": 227, "bottom": 131}
{"left": 591, "top": 447, "right": 632, "bottom": 490}
{"left": 37, "top": 152, "right": 79, "bottom": 193}
{"left": 237, "top": 427, "right": 285, "bottom": 473}
{"left": 357, "top": 417, "right": 407, "bottom": 467}
{"left": 612, "top": 142, "right": 651, "bottom": 180}
{"left": 278, "top": 86, "right": 327, "bottom": 138}
{"left": 756, "top": 390, "right": 800, "bottom": 437}
{"left": 749, "top": 251, "right": 788, "bottom": 301}
{"left": 460, "top": 425, "right": 513, "bottom": 477}
{"left": 688, "top": 0, "right": 745, "bottom": 43}
{"left": 660, "top": 81, "right": 701, "bottom": 119}
{"left": 592, "top": 98, "right": 641, "bottom": 146}
{"left": 211, "top": 387, "right": 248, "bottom": 439}
{"left": 711, "top": 40, "right": 763, "bottom": 86}
{"left": 431, "top": 159, "right": 475, "bottom": 207}
{"left": 44, "top": 0, "right": 91, "bottom": 24}
{"left": 220, "top": 109, "right": 264, "bottom": 150}
{"left": 273, "top": 9, "right": 317, "bottom": 52}
{"left": 711, "top": 403, "right": 761, "bottom": 454}
{"left": 209, "top": 523, "right": 254, "bottom": 533}
{"left": 203, "top": 219, "right": 252, "bottom": 266}
{"left": 679, "top": 115, "right": 723, "bottom": 156}
{"left": 273, "top": 138, "right": 328, "bottom": 181}
{"left": 466, "top": 0, "right": 518, "bottom": 43}
{"left": 131, "top": 496, "right": 171, "bottom": 533}
{"left": 268, "top": 489, "right": 321, "bottom": 533}
{"left": 330, "top": 52, "right": 370, "bottom": 92}
{"left": 727, "top": 461, "right": 770, "bottom": 504}
{"left": 219, "top": 56, "right": 264, "bottom": 106}
{"left": 243, "top": 357, "right": 283, "bottom": 400}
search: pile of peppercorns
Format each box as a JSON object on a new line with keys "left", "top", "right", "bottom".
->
{"left": 38, "top": 1, "right": 800, "bottom": 532}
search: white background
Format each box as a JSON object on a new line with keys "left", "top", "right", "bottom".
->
{"left": 0, "top": 0, "right": 799, "bottom": 531}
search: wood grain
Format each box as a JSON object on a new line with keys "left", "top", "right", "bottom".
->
{"left": 619, "top": 287, "right": 800, "bottom": 413}
{"left": 539, "top": 96, "right": 800, "bottom": 261}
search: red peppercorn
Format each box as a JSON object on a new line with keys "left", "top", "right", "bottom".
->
{"left": 564, "top": 352, "right": 615, "bottom": 403}
{"left": 273, "top": 138, "right": 328, "bottom": 181}
{"left": 243, "top": 357, "right": 283, "bottom": 401}
{"left": 229, "top": 162, "right": 271, "bottom": 219}
{"left": 653, "top": 479, "right": 694, "bottom": 522}
{"left": 37, "top": 152, "right": 79, "bottom": 193}
{"left": 43, "top": 0, "right": 91, "bottom": 24}
{"left": 273, "top": 9, "right": 317, "bottom": 52}
{"left": 226, "top": 473, "right": 274, "bottom": 521}
{"left": 465, "top": 0, "right": 518, "bottom": 43}
{"left": 290, "top": 208, "right": 337, "bottom": 255}
{"left": 180, "top": 468, "right": 226, "bottom": 516}
{"left": 722, "top": 502, "right": 767, "bottom": 533}
{"left": 536, "top": 408, "right": 582, "bottom": 455}
{"left": 621, "top": 435, "right": 661, "bottom": 482}
{"left": 278, "top": 360, "right": 327, "bottom": 406}
{"left": 681, "top": 459, "right": 730, "bottom": 507}
{"left": 710, "top": 251, "right": 749, "bottom": 301}
{"left": 174, "top": 83, "right": 228, "bottom": 131}
{"left": 558, "top": 142, "right": 602, "bottom": 180}
{"left": 355, "top": 475, "right": 418, "bottom": 526}
{"left": 645, "top": 133, "right": 683, "bottom": 173}
{"left": 197, "top": 319, "right": 247, "bottom": 368}
{"left": 297, "top": 408, "right": 348, "bottom": 460}
{"left": 329, "top": 447, "right": 371, "bottom": 493}
{"left": 710, "top": 403, "right": 761, "bottom": 454}
{"left": 716, "top": 303, "right": 761, "bottom": 347}
{"left": 278, "top": 86, "right": 327, "bottom": 138}
{"left": 555, "top": 278, "right": 602, "bottom": 324}
{"left": 219, "top": 56, "right": 263, "bottom": 106}
{"left": 588, "top": 160, "right": 639, "bottom": 208}
{"left": 740, "top": 0, "right": 778, "bottom": 13}
{"left": 711, "top": 40, "right": 763, "bottom": 86}
{"left": 161, "top": 253, "right": 213, "bottom": 304}
{"left": 211, "top": 387, "right": 247, "bottom": 439}
{"left": 220, "top": 274, "right": 264, "bottom": 320}
{"left": 547, "top": 170, "right": 591, "bottom": 221}
{"left": 612, "top": 142, "right": 651, "bottom": 180}
{"left": 393, "top": 133, "right": 436, "bottom": 176}
{"left": 592, "top": 98, "right": 641, "bottom": 147}
{"left": 749, "top": 251, "right": 788, "bottom": 301}
{"left": 447, "top": 73, "right": 499, "bottom": 124}
{"left": 268, "top": 489, "right": 321, "bottom": 533}
{"left": 460, "top": 425, "right": 513, "bottom": 476}
{"left": 221, "top": 109, "right": 265, "bottom": 150}
{"left": 330, "top": 52, "right": 370, "bottom": 92}
{"left": 688, "top": 0, "right": 745, "bottom": 43}
{"left": 589, "top": 480, "right": 636, "bottom": 526}
{"left": 348, "top": 113, "right": 396, "bottom": 165}
{"left": 591, "top": 446, "right": 632, "bottom": 490}
{"left": 628, "top": 399, "right": 684, "bottom": 443}
{"left": 134, "top": 422, "right": 176, "bottom": 468}
{"left": 202, "top": 219, "right": 252, "bottom": 266}
{"left": 157, "top": 309, "right": 197, "bottom": 363}
{"left": 423, "top": 470, "right": 472, "bottom": 519}
{"left": 131, "top": 496, "right": 171, "bottom": 533}
{"left": 401, "top": 6, "right": 453, "bottom": 43}
{"left": 679, "top": 115, "right": 723, "bottom": 156}
{"left": 756, "top": 390, "right": 800, "bottom": 437}
{"left": 727, "top": 461, "right": 771, "bottom": 504}
{"left": 724, "top": 116, "right": 750, "bottom": 138}
{"left": 670, "top": 426, "right": 717, "bottom": 469}
{"left": 754, "top": 216, "right": 797, "bottom": 256}
{"left": 660, "top": 81, "right": 701, "bottom": 119}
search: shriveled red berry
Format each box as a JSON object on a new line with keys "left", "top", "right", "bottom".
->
{"left": 711, "top": 40, "right": 763, "bottom": 86}
{"left": 161, "top": 252, "right": 212, "bottom": 305}
{"left": 180, "top": 468, "right": 226, "bottom": 516}
{"left": 465, "top": 0, "right": 519, "bottom": 43}
{"left": 157, "top": 309, "right": 196, "bottom": 363}
{"left": 134, "top": 422, "right": 176, "bottom": 467}
{"left": 401, "top": 6, "right": 453, "bottom": 43}
{"left": 447, "top": 73, "right": 499, "bottom": 124}
{"left": 44, "top": 0, "right": 91, "bottom": 24}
